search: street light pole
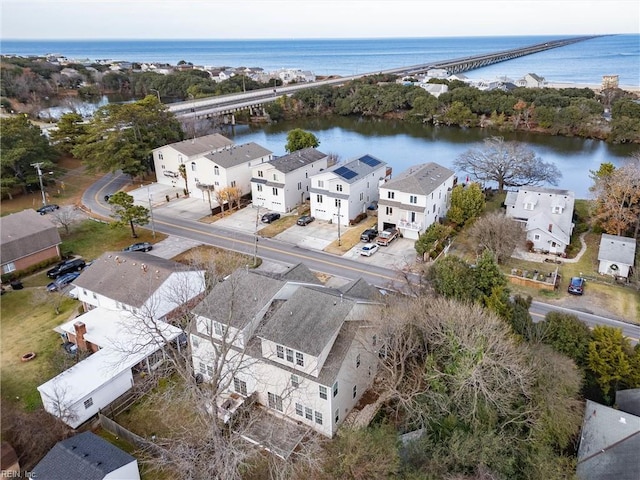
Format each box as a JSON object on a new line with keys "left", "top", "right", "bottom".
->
{"left": 253, "top": 202, "right": 261, "bottom": 266}
{"left": 336, "top": 200, "right": 342, "bottom": 246}
{"left": 147, "top": 185, "right": 156, "bottom": 238}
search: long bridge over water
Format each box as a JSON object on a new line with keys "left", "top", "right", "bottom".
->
{"left": 168, "top": 35, "right": 600, "bottom": 120}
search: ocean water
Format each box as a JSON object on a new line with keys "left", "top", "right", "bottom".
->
{"left": 2, "top": 35, "right": 638, "bottom": 87}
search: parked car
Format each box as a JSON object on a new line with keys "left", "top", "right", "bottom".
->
{"left": 375, "top": 228, "right": 399, "bottom": 246}
{"left": 359, "top": 244, "right": 379, "bottom": 257}
{"left": 261, "top": 212, "right": 281, "bottom": 224}
{"left": 568, "top": 277, "right": 585, "bottom": 295}
{"left": 104, "top": 194, "right": 113, "bottom": 202}
{"left": 47, "top": 258, "right": 86, "bottom": 279}
{"left": 296, "top": 215, "right": 315, "bottom": 226}
{"left": 360, "top": 228, "right": 379, "bottom": 242}
{"left": 123, "top": 242, "right": 153, "bottom": 252}
{"left": 37, "top": 204, "right": 59, "bottom": 215}
{"left": 47, "top": 272, "right": 80, "bottom": 292}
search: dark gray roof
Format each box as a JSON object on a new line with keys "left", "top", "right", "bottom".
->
{"left": 73, "top": 252, "right": 183, "bottom": 307}
{"left": 193, "top": 269, "right": 285, "bottom": 330}
{"left": 203, "top": 142, "right": 272, "bottom": 169}
{"left": 32, "top": 431, "right": 136, "bottom": 480}
{"left": 616, "top": 388, "right": 640, "bottom": 417}
{"left": 598, "top": 234, "right": 637, "bottom": 266}
{"left": 268, "top": 148, "right": 328, "bottom": 174}
{"left": 339, "top": 278, "right": 382, "bottom": 300}
{"left": 327, "top": 154, "right": 387, "bottom": 184}
{"left": 577, "top": 400, "right": 640, "bottom": 480}
{"left": 0, "top": 209, "right": 61, "bottom": 264}
{"left": 382, "top": 162, "right": 454, "bottom": 195}
{"left": 258, "top": 287, "right": 355, "bottom": 356}
{"left": 275, "top": 263, "right": 322, "bottom": 284}
{"left": 160, "top": 133, "right": 234, "bottom": 157}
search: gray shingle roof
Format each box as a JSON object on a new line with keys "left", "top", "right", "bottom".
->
{"left": 0, "top": 209, "right": 61, "bottom": 264}
{"left": 598, "top": 234, "right": 637, "bottom": 266}
{"left": 160, "top": 133, "right": 234, "bottom": 157}
{"left": 258, "top": 287, "right": 355, "bottom": 356}
{"left": 32, "top": 431, "right": 136, "bottom": 480}
{"left": 203, "top": 142, "right": 272, "bottom": 169}
{"left": 73, "top": 252, "right": 182, "bottom": 307}
{"left": 506, "top": 186, "right": 575, "bottom": 239}
{"left": 616, "top": 388, "right": 640, "bottom": 417}
{"left": 268, "top": 148, "right": 327, "bottom": 174}
{"left": 327, "top": 154, "right": 388, "bottom": 184}
{"left": 339, "top": 278, "right": 382, "bottom": 300}
{"left": 382, "top": 162, "right": 454, "bottom": 195}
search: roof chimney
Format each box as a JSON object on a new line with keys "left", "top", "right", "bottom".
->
{"left": 74, "top": 321, "right": 88, "bottom": 352}
{"left": 548, "top": 224, "right": 553, "bottom": 232}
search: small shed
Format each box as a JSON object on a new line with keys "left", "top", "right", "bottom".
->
{"left": 597, "top": 234, "right": 637, "bottom": 279}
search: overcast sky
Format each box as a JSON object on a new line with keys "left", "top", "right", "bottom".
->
{"left": 1, "top": 0, "right": 638, "bottom": 40}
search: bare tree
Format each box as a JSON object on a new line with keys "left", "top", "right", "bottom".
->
{"left": 50, "top": 206, "right": 81, "bottom": 235}
{"left": 467, "top": 211, "right": 526, "bottom": 264}
{"left": 454, "top": 136, "right": 562, "bottom": 192}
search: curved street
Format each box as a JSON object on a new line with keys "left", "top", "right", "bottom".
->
{"left": 82, "top": 172, "right": 639, "bottom": 344}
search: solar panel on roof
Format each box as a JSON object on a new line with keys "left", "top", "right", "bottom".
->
{"left": 334, "top": 166, "right": 358, "bottom": 180}
{"left": 360, "top": 155, "right": 381, "bottom": 167}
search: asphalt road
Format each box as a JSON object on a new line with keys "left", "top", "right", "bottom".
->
{"left": 83, "top": 172, "right": 639, "bottom": 344}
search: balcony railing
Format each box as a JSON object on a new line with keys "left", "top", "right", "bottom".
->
{"left": 398, "top": 219, "right": 422, "bottom": 231}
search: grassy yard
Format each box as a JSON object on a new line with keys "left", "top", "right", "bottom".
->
{"left": 324, "top": 215, "right": 378, "bottom": 255}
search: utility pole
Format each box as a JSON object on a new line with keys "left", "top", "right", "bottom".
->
{"left": 147, "top": 185, "right": 156, "bottom": 238}
{"left": 32, "top": 162, "right": 47, "bottom": 206}
{"left": 253, "top": 202, "right": 261, "bottom": 266}
{"left": 336, "top": 200, "right": 342, "bottom": 246}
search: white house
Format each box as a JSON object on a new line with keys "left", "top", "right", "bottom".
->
{"left": 38, "top": 308, "right": 183, "bottom": 428}
{"left": 377, "top": 163, "right": 455, "bottom": 240}
{"left": 516, "top": 73, "right": 547, "bottom": 88}
{"left": 505, "top": 187, "right": 575, "bottom": 255}
{"left": 418, "top": 83, "right": 449, "bottom": 98}
{"left": 597, "top": 234, "right": 637, "bottom": 279}
{"left": 152, "top": 135, "right": 273, "bottom": 200}
{"left": 310, "top": 154, "right": 390, "bottom": 227}
{"left": 73, "top": 251, "right": 206, "bottom": 321}
{"left": 189, "top": 264, "right": 383, "bottom": 438}
{"left": 33, "top": 431, "right": 140, "bottom": 480}
{"left": 251, "top": 148, "right": 330, "bottom": 213}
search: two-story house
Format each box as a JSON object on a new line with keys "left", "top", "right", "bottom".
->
{"left": 189, "top": 264, "right": 383, "bottom": 438}
{"left": 309, "top": 155, "right": 390, "bottom": 227}
{"left": 377, "top": 163, "right": 455, "bottom": 240}
{"left": 251, "top": 148, "right": 330, "bottom": 213}
{"left": 152, "top": 134, "right": 273, "bottom": 199}
{"left": 505, "top": 187, "right": 575, "bottom": 255}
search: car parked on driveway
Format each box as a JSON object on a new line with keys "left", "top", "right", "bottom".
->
{"left": 47, "top": 258, "right": 86, "bottom": 279}
{"left": 261, "top": 212, "right": 281, "bottom": 224}
{"left": 568, "top": 277, "right": 585, "bottom": 295}
{"left": 360, "top": 228, "right": 379, "bottom": 242}
{"left": 296, "top": 215, "right": 315, "bottom": 226}
{"left": 37, "top": 204, "right": 59, "bottom": 215}
{"left": 123, "top": 242, "right": 153, "bottom": 252}
{"left": 359, "top": 244, "right": 379, "bottom": 257}
{"left": 47, "top": 272, "right": 80, "bottom": 292}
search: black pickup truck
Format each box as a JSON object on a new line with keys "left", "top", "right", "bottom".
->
{"left": 360, "top": 228, "right": 379, "bottom": 242}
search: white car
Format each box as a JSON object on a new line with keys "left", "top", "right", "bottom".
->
{"left": 359, "top": 244, "right": 379, "bottom": 257}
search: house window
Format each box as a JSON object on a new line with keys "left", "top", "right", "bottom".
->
{"left": 552, "top": 206, "right": 563, "bottom": 214}
{"left": 372, "top": 335, "right": 377, "bottom": 346}
{"left": 199, "top": 362, "right": 206, "bottom": 374}
{"left": 291, "top": 374, "right": 300, "bottom": 388}
{"left": 333, "top": 381, "right": 338, "bottom": 397}
{"left": 215, "top": 181, "right": 219, "bottom": 186}
{"left": 353, "top": 385, "right": 357, "bottom": 398}
{"left": 387, "top": 191, "right": 395, "bottom": 199}
{"left": 257, "top": 184, "right": 263, "bottom": 192}
{"left": 286, "top": 348, "right": 294, "bottom": 363}
{"left": 319, "top": 385, "right": 328, "bottom": 400}
{"left": 317, "top": 194, "right": 323, "bottom": 203}
{"left": 534, "top": 234, "right": 540, "bottom": 240}
{"left": 335, "top": 199, "right": 341, "bottom": 208}
{"left": 234, "top": 377, "right": 247, "bottom": 396}
{"left": 305, "top": 407, "right": 313, "bottom": 420}
{"left": 433, "top": 204, "right": 436, "bottom": 213}
{"left": 214, "top": 166, "right": 219, "bottom": 175}
{"left": 277, "top": 345, "right": 284, "bottom": 359}
{"left": 273, "top": 173, "right": 278, "bottom": 181}
{"left": 257, "top": 170, "right": 264, "bottom": 178}
{"left": 410, "top": 212, "right": 416, "bottom": 223}
{"left": 231, "top": 181, "right": 236, "bottom": 187}
{"left": 359, "top": 192, "right": 364, "bottom": 201}
{"left": 161, "top": 164, "right": 165, "bottom": 169}
{"left": 207, "top": 365, "right": 213, "bottom": 377}
{"left": 335, "top": 408, "right": 340, "bottom": 423}
{"left": 409, "top": 195, "right": 417, "bottom": 204}
{"left": 84, "top": 398, "right": 93, "bottom": 409}
{"left": 213, "top": 322, "right": 226, "bottom": 336}
{"left": 356, "top": 354, "right": 361, "bottom": 368}
{"left": 297, "top": 182, "right": 302, "bottom": 190}
{"left": 2, "top": 262, "right": 16, "bottom": 274}
{"left": 524, "top": 202, "right": 534, "bottom": 210}
{"left": 318, "top": 180, "right": 324, "bottom": 188}
{"left": 273, "top": 187, "right": 278, "bottom": 196}
{"left": 315, "top": 411, "right": 323, "bottom": 425}
{"left": 92, "top": 292, "right": 97, "bottom": 299}
{"left": 336, "top": 184, "right": 343, "bottom": 192}
{"left": 296, "top": 352, "right": 304, "bottom": 367}
{"left": 267, "top": 392, "right": 283, "bottom": 412}
{"left": 295, "top": 403, "right": 303, "bottom": 416}
{"left": 191, "top": 162, "right": 196, "bottom": 171}
{"left": 386, "top": 207, "right": 393, "bottom": 215}
{"left": 158, "top": 153, "right": 163, "bottom": 160}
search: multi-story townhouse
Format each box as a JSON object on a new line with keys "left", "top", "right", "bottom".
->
{"left": 377, "top": 162, "right": 456, "bottom": 240}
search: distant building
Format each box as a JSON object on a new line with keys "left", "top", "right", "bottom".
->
{"left": 602, "top": 75, "right": 619, "bottom": 90}
{"left": 515, "top": 73, "right": 546, "bottom": 88}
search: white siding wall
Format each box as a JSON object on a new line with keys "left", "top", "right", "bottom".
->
{"left": 105, "top": 462, "right": 140, "bottom": 480}
{"left": 153, "top": 147, "right": 185, "bottom": 188}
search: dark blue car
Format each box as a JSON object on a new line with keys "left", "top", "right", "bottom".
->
{"left": 568, "top": 277, "right": 585, "bottom": 295}
{"left": 47, "top": 272, "right": 80, "bottom": 292}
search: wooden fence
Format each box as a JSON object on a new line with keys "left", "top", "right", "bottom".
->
{"left": 99, "top": 414, "right": 167, "bottom": 458}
